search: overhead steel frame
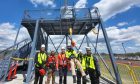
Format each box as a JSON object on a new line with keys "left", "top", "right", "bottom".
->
{"left": 23, "top": 7, "right": 122, "bottom": 84}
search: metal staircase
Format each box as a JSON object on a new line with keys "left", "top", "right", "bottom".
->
{"left": 0, "top": 39, "right": 31, "bottom": 81}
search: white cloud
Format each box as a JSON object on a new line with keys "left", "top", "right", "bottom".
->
{"left": 94, "top": 0, "right": 140, "bottom": 20}
{"left": 102, "top": 25, "right": 140, "bottom": 53}
{"left": 0, "top": 22, "right": 30, "bottom": 50}
{"left": 24, "top": 24, "right": 140, "bottom": 53}
{"left": 74, "top": 0, "right": 87, "bottom": 8}
{"left": 117, "top": 22, "right": 128, "bottom": 27}
{"left": 30, "top": 0, "right": 56, "bottom": 7}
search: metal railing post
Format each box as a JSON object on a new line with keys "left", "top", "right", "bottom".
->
{"left": 100, "top": 20, "right": 122, "bottom": 84}
{"left": 25, "top": 20, "right": 39, "bottom": 84}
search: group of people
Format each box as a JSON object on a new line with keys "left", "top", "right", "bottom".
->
{"left": 34, "top": 44, "right": 100, "bottom": 84}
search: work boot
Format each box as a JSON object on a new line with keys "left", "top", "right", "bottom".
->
{"left": 82, "top": 76, "right": 89, "bottom": 82}
{"left": 73, "top": 75, "right": 76, "bottom": 83}
{"left": 63, "top": 76, "right": 67, "bottom": 84}
{"left": 59, "top": 76, "right": 62, "bottom": 84}
{"left": 23, "top": 78, "right": 26, "bottom": 82}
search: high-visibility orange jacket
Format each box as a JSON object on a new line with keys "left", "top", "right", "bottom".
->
{"left": 57, "top": 53, "right": 68, "bottom": 67}
{"left": 47, "top": 55, "right": 58, "bottom": 69}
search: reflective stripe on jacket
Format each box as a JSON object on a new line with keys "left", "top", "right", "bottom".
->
{"left": 58, "top": 53, "right": 68, "bottom": 67}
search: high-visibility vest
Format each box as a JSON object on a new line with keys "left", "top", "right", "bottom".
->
{"left": 85, "top": 54, "right": 96, "bottom": 70}
{"left": 35, "top": 52, "right": 47, "bottom": 67}
{"left": 81, "top": 57, "right": 86, "bottom": 70}
{"left": 58, "top": 53, "right": 67, "bottom": 67}
{"left": 36, "top": 52, "right": 47, "bottom": 67}
{"left": 77, "top": 54, "right": 86, "bottom": 70}
{"left": 66, "top": 50, "right": 77, "bottom": 58}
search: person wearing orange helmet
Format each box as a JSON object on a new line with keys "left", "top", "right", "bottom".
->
{"left": 46, "top": 50, "right": 58, "bottom": 84}
{"left": 57, "top": 47, "right": 69, "bottom": 84}
{"left": 34, "top": 44, "right": 47, "bottom": 84}
{"left": 66, "top": 45, "right": 89, "bottom": 83}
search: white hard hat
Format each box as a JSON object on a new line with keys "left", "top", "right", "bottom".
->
{"left": 79, "top": 49, "right": 82, "bottom": 52}
{"left": 41, "top": 44, "right": 45, "bottom": 48}
{"left": 86, "top": 47, "right": 91, "bottom": 50}
{"left": 61, "top": 47, "right": 65, "bottom": 49}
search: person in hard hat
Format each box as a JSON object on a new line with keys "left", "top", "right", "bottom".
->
{"left": 84, "top": 47, "right": 101, "bottom": 84}
{"left": 57, "top": 47, "right": 69, "bottom": 84}
{"left": 76, "top": 50, "right": 87, "bottom": 84}
{"left": 46, "top": 50, "right": 58, "bottom": 84}
{"left": 34, "top": 44, "right": 47, "bottom": 84}
{"left": 66, "top": 45, "right": 89, "bottom": 83}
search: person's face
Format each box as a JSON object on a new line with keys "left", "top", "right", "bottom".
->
{"left": 41, "top": 47, "right": 45, "bottom": 51}
{"left": 51, "top": 51, "right": 55, "bottom": 55}
{"left": 87, "top": 50, "right": 91, "bottom": 55}
{"left": 67, "top": 46, "right": 72, "bottom": 50}
{"left": 61, "top": 49, "right": 65, "bottom": 53}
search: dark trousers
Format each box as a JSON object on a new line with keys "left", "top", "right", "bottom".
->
{"left": 77, "top": 69, "right": 86, "bottom": 84}
{"left": 87, "top": 68, "right": 99, "bottom": 84}
{"left": 34, "top": 68, "right": 44, "bottom": 84}
{"left": 59, "top": 66, "right": 67, "bottom": 84}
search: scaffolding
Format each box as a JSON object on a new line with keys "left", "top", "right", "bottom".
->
{"left": 0, "top": 6, "right": 123, "bottom": 84}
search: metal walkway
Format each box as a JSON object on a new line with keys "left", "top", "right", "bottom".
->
{"left": 3, "top": 74, "right": 112, "bottom": 84}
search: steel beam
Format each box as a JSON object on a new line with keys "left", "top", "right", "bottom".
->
{"left": 78, "top": 22, "right": 86, "bottom": 34}
{"left": 48, "top": 36, "right": 58, "bottom": 53}
{"left": 50, "top": 23, "right": 56, "bottom": 35}
{"left": 94, "top": 24, "right": 100, "bottom": 53}
{"left": 78, "top": 35, "right": 86, "bottom": 50}
{"left": 66, "top": 34, "right": 68, "bottom": 49}
{"left": 86, "top": 34, "right": 89, "bottom": 47}
{"left": 25, "top": 20, "right": 39, "bottom": 84}
{"left": 100, "top": 20, "right": 122, "bottom": 84}
{"left": 46, "top": 35, "right": 49, "bottom": 53}
{"left": 56, "top": 36, "right": 66, "bottom": 52}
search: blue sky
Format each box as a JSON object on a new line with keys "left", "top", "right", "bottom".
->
{"left": 0, "top": 0, "right": 140, "bottom": 53}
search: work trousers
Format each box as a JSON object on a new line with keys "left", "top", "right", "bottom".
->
{"left": 87, "top": 68, "right": 99, "bottom": 84}
{"left": 59, "top": 66, "right": 68, "bottom": 84}
{"left": 34, "top": 68, "right": 44, "bottom": 84}
{"left": 46, "top": 69, "right": 55, "bottom": 84}
{"left": 77, "top": 69, "right": 87, "bottom": 84}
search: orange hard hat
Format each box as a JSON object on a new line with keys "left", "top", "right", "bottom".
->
{"left": 39, "top": 69, "right": 46, "bottom": 76}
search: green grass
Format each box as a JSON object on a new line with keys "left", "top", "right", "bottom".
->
{"left": 99, "top": 60, "right": 140, "bottom": 84}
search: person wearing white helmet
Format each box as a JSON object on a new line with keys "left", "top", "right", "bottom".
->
{"left": 83, "top": 47, "right": 101, "bottom": 84}
{"left": 57, "top": 47, "right": 68, "bottom": 84}
{"left": 66, "top": 45, "right": 89, "bottom": 83}
{"left": 34, "top": 44, "right": 47, "bottom": 84}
